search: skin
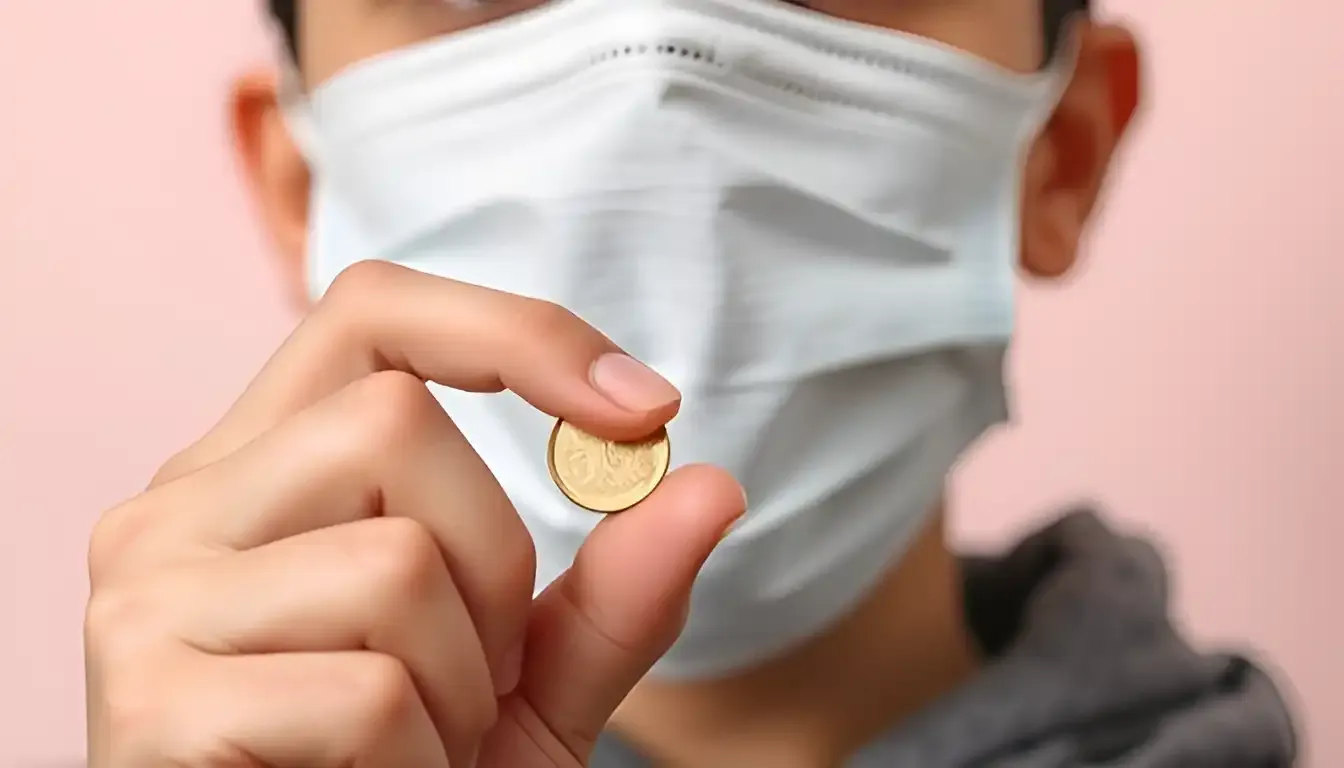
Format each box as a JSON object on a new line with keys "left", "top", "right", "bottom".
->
{"left": 85, "top": 1, "right": 1141, "bottom": 766}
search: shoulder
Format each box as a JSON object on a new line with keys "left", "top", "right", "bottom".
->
{"left": 961, "top": 508, "right": 1300, "bottom": 767}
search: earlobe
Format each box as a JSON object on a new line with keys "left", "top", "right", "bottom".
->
{"left": 1020, "top": 23, "right": 1142, "bottom": 279}
{"left": 229, "top": 68, "right": 313, "bottom": 310}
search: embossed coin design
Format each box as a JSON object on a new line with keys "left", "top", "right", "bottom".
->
{"left": 547, "top": 419, "right": 671, "bottom": 513}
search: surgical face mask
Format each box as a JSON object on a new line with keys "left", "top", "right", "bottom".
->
{"left": 291, "top": 0, "right": 1074, "bottom": 679}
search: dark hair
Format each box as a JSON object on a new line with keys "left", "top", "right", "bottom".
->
{"left": 269, "top": 0, "right": 297, "bottom": 59}
{"left": 267, "top": 0, "right": 1087, "bottom": 66}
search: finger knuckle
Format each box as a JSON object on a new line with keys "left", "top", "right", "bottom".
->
{"left": 102, "top": 685, "right": 165, "bottom": 759}
{"left": 354, "top": 517, "right": 447, "bottom": 602}
{"left": 347, "top": 655, "right": 420, "bottom": 743}
{"left": 97, "top": 656, "right": 176, "bottom": 756}
{"left": 88, "top": 498, "right": 158, "bottom": 584}
{"left": 521, "top": 297, "right": 582, "bottom": 337}
{"left": 349, "top": 370, "right": 442, "bottom": 451}
{"left": 315, "top": 260, "right": 405, "bottom": 346}
{"left": 324, "top": 259, "right": 400, "bottom": 310}
{"left": 87, "top": 515, "right": 128, "bottom": 585}
{"left": 101, "top": 658, "right": 237, "bottom": 767}
{"left": 84, "top": 583, "right": 163, "bottom": 666}
{"left": 84, "top": 587, "right": 134, "bottom": 647}
{"left": 176, "top": 738, "right": 253, "bottom": 768}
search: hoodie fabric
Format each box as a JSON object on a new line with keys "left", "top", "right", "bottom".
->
{"left": 592, "top": 510, "right": 1298, "bottom": 767}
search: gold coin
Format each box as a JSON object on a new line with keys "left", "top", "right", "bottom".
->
{"left": 547, "top": 419, "right": 671, "bottom": 514}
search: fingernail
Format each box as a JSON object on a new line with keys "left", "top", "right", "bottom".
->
{"left": 720, "top": 485, "right": 749, "bottom": 542}
{"left": 590, "top": 353, "right": 681, "bottom": 412}
{"left": 719, "top": 524, "right": 737, "bottom": 543}
{"left": 496, "top": 643, "right": 524, "bottom": 697}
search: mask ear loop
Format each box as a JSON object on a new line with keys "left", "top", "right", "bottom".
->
{"left": 1018, "top": 12, "right": 1084, "bottom": 144}
{"left": 275, "top": 52, "right": 325, "bottom": 169}
{"left": 1051, "top": 10, "right": 1088, "bottom": 73}
{"left": 272, "top": 49, "right": 344, "bottom": 302}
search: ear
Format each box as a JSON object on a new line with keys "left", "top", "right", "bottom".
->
{"left": 229, "top": 68, "right": 313, "bottom": 311}
{"left": 1020, "top": 22, "right": 1142, "bottom": 279}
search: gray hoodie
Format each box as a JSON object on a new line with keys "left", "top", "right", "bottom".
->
{"left": 592, "top": 510, "right": 1298, "bottom": 767}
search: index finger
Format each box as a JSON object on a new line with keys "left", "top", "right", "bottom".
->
{"left": 155, "top": 260, "right": 680, "bottom": 486}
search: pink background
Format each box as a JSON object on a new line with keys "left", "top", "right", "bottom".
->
{"left": 1, "top": 1, "right": 1340, "bottom": 765}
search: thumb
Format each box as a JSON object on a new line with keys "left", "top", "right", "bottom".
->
{"left": 481, "top": 464, "right": 746, "bottom": 766}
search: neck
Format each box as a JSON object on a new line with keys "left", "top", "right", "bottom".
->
{"left": 611, "top": 509, "right": 980, "bottom": 768}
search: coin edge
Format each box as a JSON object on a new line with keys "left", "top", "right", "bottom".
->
{"left": 546, "top": 419, "right": 671, "bottom": 514}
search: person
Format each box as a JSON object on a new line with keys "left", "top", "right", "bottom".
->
{"left": 82, "top": 1, "right": 1299, "bottom": 766}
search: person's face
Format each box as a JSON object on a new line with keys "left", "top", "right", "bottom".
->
{"left": 231, "top": 0, "right": 1141, "bottom": 309}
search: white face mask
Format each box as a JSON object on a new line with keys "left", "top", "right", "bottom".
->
{"left": 292, "top": 0, "right": 1073, "bottom": 679}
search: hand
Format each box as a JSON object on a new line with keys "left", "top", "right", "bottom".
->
{"left": 84, "top": 261, "right": 746, "bottom": 767}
